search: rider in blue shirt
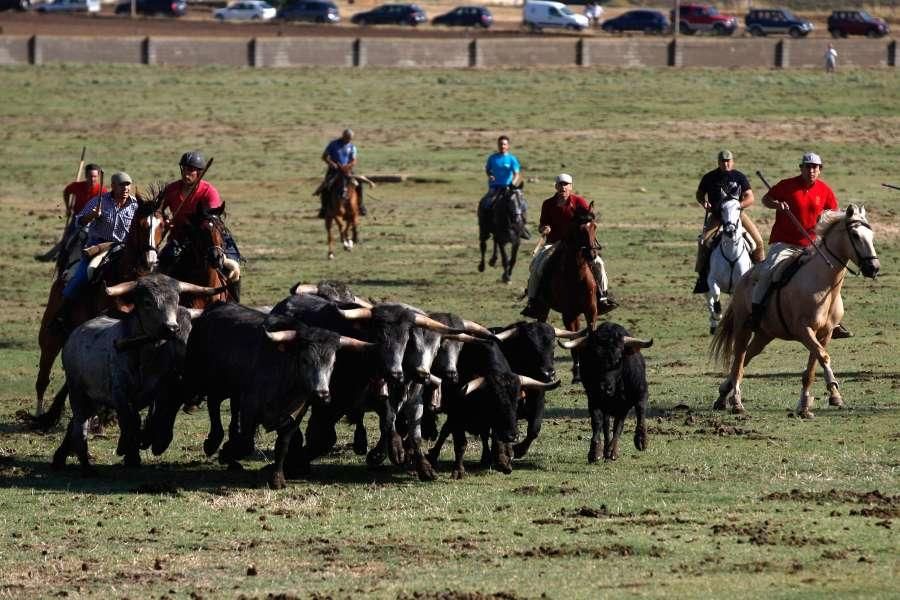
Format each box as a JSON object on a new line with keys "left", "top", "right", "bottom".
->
{"left": 481, "top": 135, "right": 529, "bottom": 238}
{"left": 318, "top": 128, "right": 367, "bottom": 218}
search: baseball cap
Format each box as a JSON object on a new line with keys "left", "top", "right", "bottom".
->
{"left": 111, "top": 172, "right": 132, "bottom": 186}
{"left": 556, "top": 173, "right": 573, "bottom": 184}
{"left": 801, "top": 152, "right": 822, "bottom": 166}
{"left": 718, "top": 150, "right": 734, "bottom": 161}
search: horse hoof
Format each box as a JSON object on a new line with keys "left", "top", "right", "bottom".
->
{"left": 327, "top": 253, "right": 334, "bottom": 260}
{"left": 477, "top": 262, "right": 485, "bottom": 273}
{"left": 488, "top": 257, "right": 497, "bottom": 268}
{"left": 709, "top": 326, "right": 717, "bottom": 336}
{"left": 712, "top": 398, "right": 727, "bottom": 411}
{"left": 451, "top": 468, "right": 465, "bottom": 480}
{"left": 730, "top": 404, "right": 747, "bottom": 415}
{"left": 798, "top": 410, "right": 815, "bottom": 419}
{"left": 828, "top": 396, "right": 844, "bottom": 408}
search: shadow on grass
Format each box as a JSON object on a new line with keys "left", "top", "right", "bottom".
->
{"left": 356, "top": 278, "right": 433, "bottom": 287}
{"left": 702, "top": 370, "right": 900, "bottom": 381}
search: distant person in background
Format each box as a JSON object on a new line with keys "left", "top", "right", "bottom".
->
{"left": 584, "top": 1, "right": 603, "bottom": 26}
{"left": 317, "top": 128, "right": 367, "bottom": 218}
{"left": 824, "top": 43, "right": 838, "bottom": 73}
{"left": 36, "top": 163, "right": 106, "bottom": 262}
{"left": 481, "top": 135, "right": 527, "bottom": 234}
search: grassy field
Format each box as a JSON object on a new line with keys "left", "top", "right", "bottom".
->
{"left": 0, "top": 65, "right": 898, "bottom": 598}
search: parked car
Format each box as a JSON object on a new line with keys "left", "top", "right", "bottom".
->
{"left": 827, "top": 10, "right": 889, "bottom": 38}
{"left": 279, "top": 0, "right": 339, "bottom": 23}
{"left": 35, "top": 0, "right": 99, "bottom": 12}
{"left": 600, "top": 9, "right": 668, "bottom": 34}
{"left": 432, "top": 5, "right": 492, "bottom": 28}
{"left": 672, "top": 3, "right": 737, "bottom": 36}
{"left": 351, "top": 3, "right": 426, "bottom": 26}
{"left": 0, "top": 0, "right": 31, "bottom": 10}
{"left": 114, "top": 0, "right": 186, "bottom": 16}
{"left": 214, "top": 0, "right": 276, "bottom": 21}
{"left": 745, "top": 8, "right": 813, "bottom": 37}
{"left": 523, "top": 0, "right": 589, "bottom": 32}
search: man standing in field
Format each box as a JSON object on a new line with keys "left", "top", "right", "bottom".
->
{"left": 521, "top": 173, "right": 616, "bottom": 318}
{"left": 36, "top": 163, "right": 107, "bottom": 262}
{"left": 317, "top": 128, "right": 367, "bottom": 218}
{"left": 693, "top": 150, "right": 765, "bottom": 293}
{"left": 748, "top": 152, "right": 851, "bottom": 338}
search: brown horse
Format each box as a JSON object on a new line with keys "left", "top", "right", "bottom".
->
{"left": 711, "top": 205, "right": 880, "bottom": 417}
{"left": 161, "top": 212, "right": 238, "bottom": 308}
{"left": 536, "top": 207, "right": 601, "bottom": 382}
{"left": 324, "top": 173, "right": 361, "bottom": 260}
{"left": 35, "top": 197, "right": 166, "bottom": 416}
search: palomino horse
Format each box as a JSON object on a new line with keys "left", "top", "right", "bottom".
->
{"left": 324, "top": 173, "right": 361, "bottom": 260}
{"left": 34, "top": 197, "right": 166, "bottom": 417}
{"left": 536, "top": 207, "right": 602, "bottom": 383}
{"left": 705, "top": 198, "right": 755, "bottom": 335}
{"left": 161, "top": 211, "right": 239, "bottom": 308}
{"left": 478, "top": 184, "right": 526, "bottom": 283}
{"left": 711, "top": 205, "right": 879, "bottom": 417}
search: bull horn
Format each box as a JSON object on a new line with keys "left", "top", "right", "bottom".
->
{"left": 291, "top": 283, "right": 319, "bottom": 295}
{"left": 187, "top": 308, "right": 205, "bottom": 320}
{"left": 623, "top": 336, "right": 653, "bottom": 349}
{"left": 494, "top": 328, "right": 518, "bottom": 341}
{"left": 338, "top": 307, "right": 373, "bottom": 320}
{"left": 414, "top": 313, "right": 467, "bottom": 335}
{"left": 442, "top": 333, "right": 481, "bottom": 343}
{"left": 519, "top": 375, "right": 561, "bottom": 390}
{"left": 351, "top": 296, "right": 374, "bottom": 309}
{"left": 462, "top": 319, "right": 492, "bottom": 336}
{"left": 461, "top": 377, "right": 485, "bottom": 396}
{"left": 558, "top": 336, "right": 588, "bottom": 350}
{"left": 554, "top": 327, "right": 589, "bottom": 339}
{"left": 178, "top": 281, "right": 226, "bottom": 295}
{"left": 222, "top": 258, "right": 241, "bottom": 282}
{"left": 339, "top": 336, "right": 373, "bottom": 351}
{"left": 428, "top": 373, "right": 442, "bottom": 387}
{"left": 106, "top": 280, "right": 137, "bottom": 297}
{"left": 266, "top": 330, "right": 297, "bottom": 343}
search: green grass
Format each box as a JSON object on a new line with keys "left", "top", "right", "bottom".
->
{"left": 0, "top": 65, "right": 898, "bottom": 598}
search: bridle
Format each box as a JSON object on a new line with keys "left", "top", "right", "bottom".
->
{"left": 821, "top": 218, "right": 877, "bottom": 277}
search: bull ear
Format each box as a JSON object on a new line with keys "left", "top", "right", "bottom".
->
{"left": 291, "top": 283, "right": 319, "bottom": 295}
{"left": 554, "top": 327, "right": 588, "bottom": 339}
{"left": 178, "top": 281, "right": 227, "bottom": 296}
{"left": 494, "top": 328, "right": 518, "bottom": 341}
{"left": 623, "top": 336, "right": 653, "bottom": 350}
{"left": 338, "top": 307, "right": 373, "bottom": 321}
{"left": 558, "top": 336, "right": 588, "bottom": 350}
{"left": 106, "top": 280, "right": 137, "bottom": 297}
{"left": 266, "top": 330, "right": 297, "bottom": 343}
{"left": 339, "top": 336, "right": 373, "bottom": 351}
{"left": 187, "top": 308, "right": 205, "bottom": 320}
{"left": 461, "top": 377, "right": 485, "bottom": 396}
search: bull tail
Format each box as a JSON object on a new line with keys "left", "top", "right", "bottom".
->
{"left": 29, "top": 383, "right": 68, "bottom": 431}
{"left": 709, "top": 303, "right": 736, "bottom": 369}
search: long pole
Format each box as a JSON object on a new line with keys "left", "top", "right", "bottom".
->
{"left": 881, "top": 183, "right": 900, "bottom": 191}
{"left": 756, "top": 170, "right": 837, "bottom": 269}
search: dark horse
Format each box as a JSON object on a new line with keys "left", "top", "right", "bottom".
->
{"left": 478, "top": 184, "right": 526, "bottom": 283}
{"left": 535, "top": 206, "right": 601, "bottom": 382}
{"left": 324, "top": 173, "right": 361, "bottom": 260}
{"left": 161, "top": 208, "right": 239, "bottom": 308}
{"left": 34, "top": 196, "right": 166, "bottom": 417}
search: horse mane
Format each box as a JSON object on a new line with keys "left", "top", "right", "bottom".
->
{"left": 136, "top": 181, "right": 166, "bottom": 213}
{"left": 814, "top": 209, "right": 844, "bottom": 239}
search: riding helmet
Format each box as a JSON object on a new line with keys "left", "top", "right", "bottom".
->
{"left": 179, "top": 151, "right": 206, "bottom": 170}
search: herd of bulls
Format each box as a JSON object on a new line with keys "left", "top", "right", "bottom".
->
{"left": 40, "top": 276, "right": 652, "bottom": 489}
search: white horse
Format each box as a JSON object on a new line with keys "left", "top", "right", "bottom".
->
{"left": 705, "top": 198, "right": 754, "bottom": 334}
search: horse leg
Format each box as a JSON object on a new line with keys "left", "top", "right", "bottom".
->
{"left": 798, "top": 351, "right": 818, "bottom": 419}
{"left": 36, "top": 287, "right": 65, "bottom": 415}
{"left": 508, "top": 239, "right": 520, "bottom": 278}
{"left": 498, "top": 242, "right": 511, "bottom": 283}
{"left": 797, "top": 327, "right": 841, "bottom": 416}
{"left": 478, "top": 236, "right": 487, "bottom": 273}
{"left": 707, "top": 287, "right": 721, "bottom": 336}
{"left": 325, "top": 217, "right": 335, "bottom": 260}
{"left": 488, "top": 240, "right": 498, "bottom": 268}
{"left": 715, "top": 324, "right": 753, "bottom": 412}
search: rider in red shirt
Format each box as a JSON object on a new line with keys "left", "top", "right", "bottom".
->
{"left": 522, "top": 173, "right": 616, "bottom": 318}
{"left": 36, "top": 163, "right": 107, "bottom": 263}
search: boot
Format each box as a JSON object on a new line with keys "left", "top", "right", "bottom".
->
{"left": 35, "top": 241, "right": 61, "bottom": 262}
{"left": 597, "top": 293, "right": 618, "bottom": 315}
{"left": 358, "top": 185, "right": 367, "bottom": 216}
{"left": 317, "top": 196, "right": 327, "bottom": 219}
{"left": 747, "top": 303, "right": 765, "bottom": 330}
{"left": 832, "top": 322, "right": 853, "bottom": 339}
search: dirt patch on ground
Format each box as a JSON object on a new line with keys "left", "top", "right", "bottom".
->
{"left": 762, "top": 489, "right": 900, "bottom": 518}
{"left": 398, "top": 592, "right": 527, "bottom": 600}
{"left": 711, "top": 521, "right": 836, "bottom": 547}
{"left": 513, "top": 543, "right": 636, "bottom": 559}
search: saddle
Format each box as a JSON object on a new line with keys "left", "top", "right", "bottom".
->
{"left": 86, "top": 243, "right": 124, "bottom": 283}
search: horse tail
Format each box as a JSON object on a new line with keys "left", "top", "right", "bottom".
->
{"left": 29, "top": 382, "right": 68, "bottom": 431}
{"left": 709, "top": 302, "right": 736, "bottom": 368}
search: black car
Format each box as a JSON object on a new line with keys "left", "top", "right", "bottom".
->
{"left": 432, "top": 5, "right": 492, "bottom": 28}
{"left": 0, "top": 0, "right": 30, "bottom": 10}
{"left": 601, "top": 10, "right": 669, "bottom": 34}
{"left": 745, "top": 8, "right": 813, "bottom": 38}
{"left": 351, "top": 3, "right": 426, "bottom": 26}
{"left": 114, "top": 0, "right": 186, "bottom": 16}
{"left": 827, "top": 10, "right": 889, "bottom": 38}
{"left": 279, "top": 0, "right": 339, "bottom": 23}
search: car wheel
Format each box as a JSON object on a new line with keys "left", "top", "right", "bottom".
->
{"left": 788, "top": 27, "right": 802, "bottom": 38}
{"left": 356, "top": 17, "right": 366, "bottom": 25}
{"left": 315, "top": 16, "right": 324, "bottom": 23}
{"left": 865, "top": 29, "right": 878, "bottom": 38}
{"left": 528, "top": 23, "right": 539, "bottom": 33}
{"left": 679, "top": 22, "right": 693, "bottom": 35}
{"left": 749, "top": 25, "right": 764, "bottom": 37}
{"left": 18, "top": 0, "right": 31, "bottom": 9}
{"left": 713, "top": 23, "right": 726, "bottom": 35}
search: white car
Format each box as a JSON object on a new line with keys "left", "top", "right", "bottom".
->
{"left": 523, "top": 0, "right": 589, "bottom": 32}
{"left": 35, "top": 0, "right": 100, "bottom": 13}
{"left": 213, "top": 0, "right": 277, "bottom": 21}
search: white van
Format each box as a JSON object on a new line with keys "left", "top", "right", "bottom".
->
{"left": 523, "top": 0, "right": 589, "bottom": 32}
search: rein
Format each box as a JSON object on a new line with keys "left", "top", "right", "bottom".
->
{"left": 820, "top": 219, "right": 875, "bottom": 278}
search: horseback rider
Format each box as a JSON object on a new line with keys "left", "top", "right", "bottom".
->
{"left": 36, "top": 163, "right": 107, "bottom": 263}
{"left": 53, "top": 171, "right": 139, "bottom": 333}
{"left": 521, "top": 173, "right": 617, "bottom": 319}
{"left": 317, "top": 128, "right": 367, "bottom": 218}
{"left": 160, "top": 151, "right": 243, "bottom": 299}
{"left": 480, "top": 135, "right": 528, "bottom": 239}
{"left": 693, "top": 150, "right": 765, "bottom": 293}
{"left": 748, "top": 152, "right": 851, "bottom": 338}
